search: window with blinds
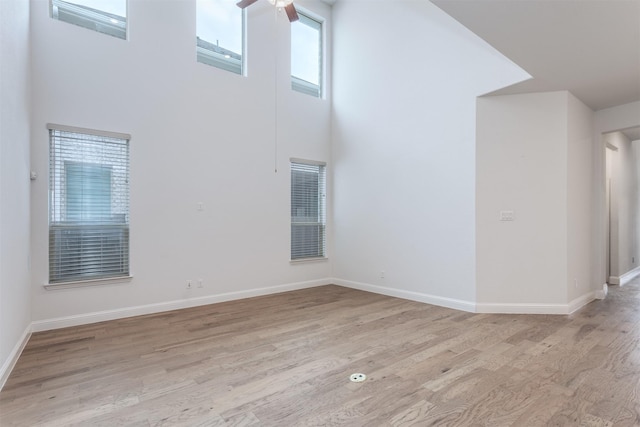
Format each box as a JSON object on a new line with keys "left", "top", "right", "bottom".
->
{"left": 291, "top": 160, "right": 326, "bottom": 260}
{"left": 48, "top": 124, "right": 130, "bottom": 284}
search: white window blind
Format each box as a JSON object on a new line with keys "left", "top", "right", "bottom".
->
{"left": 51, "top": 0, "right": 127, "bottom": 40}
{"left": 49, "top": 125, "right": 130, "bottom": 284}
{"left": 291, "top": 12, "right": 322, "bottom": 98}
{"left": 291, "top": 161, "right": 326, "bottom": 260}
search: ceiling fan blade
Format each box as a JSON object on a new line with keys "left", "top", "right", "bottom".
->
{"left": 236, "top": 0, "right": 258, "bottom": 8}
{"left": 285, "top": 3, "right": 299, "bottom": 22}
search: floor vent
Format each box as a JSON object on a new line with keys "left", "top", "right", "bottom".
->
{"left": 349, "top": 373, "right": 366, "bottom": 383}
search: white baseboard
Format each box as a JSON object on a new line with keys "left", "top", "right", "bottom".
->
{"left": 332, "top": 278, "right": 476, "bottom": 313}
{"left": 32, "top": 278, "right": 330, "bottom": 332}
{"left": 567, "top": 291, "right": 596, "bottom": 314}
{"left": 0, "top": 324, "right": 31, "bottom": 391}
{"left": 30, "top": 276, "right": 608, "bottom": 335}
{"left": 332, "top": 278, "right": 599, "bottom": 315}
{"left": 476, "top": 291, "right": 595, "bottom": 315}
{"left": 608, "top": 276, "right": 620, "bottom": 285}
{"left": 620, "top": 266, "right": 640, "bottom": 286}
{"left": 475, "top": 302, "right": 569, "bottom": 314}
{"left": 595, "top": 283, "right": 608, "bottom": 300}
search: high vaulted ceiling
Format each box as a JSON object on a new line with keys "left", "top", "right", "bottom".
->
{"left": 431, "top": 0, "right": 640, "bottom": 112}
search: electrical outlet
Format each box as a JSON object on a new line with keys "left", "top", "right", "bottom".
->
{"left": 197, "top": 279, "right": 203, "bottom": 288}
{"left": 380, "top": 271, "right": 385, "bottom": 279}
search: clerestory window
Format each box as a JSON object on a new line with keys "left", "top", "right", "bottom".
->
{"left": 50, "top": 0, "right": 127, "bottom": 40}
{"left": 197, "top": 0, "right": 245, "bottom": 75}
{"left": 291, "top": 11, "right": 322, "bottom": 97}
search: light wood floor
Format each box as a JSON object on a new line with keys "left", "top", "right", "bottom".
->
{"left": 1, "top": 281, "right": 640, "bottom": 426}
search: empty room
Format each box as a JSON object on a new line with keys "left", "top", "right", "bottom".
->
{"left": 1, "top": 0, "right": 640, "bottom": 425}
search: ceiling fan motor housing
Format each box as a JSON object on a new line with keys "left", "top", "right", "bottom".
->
{"left": 269, "top": 0, "right": 294, "bottom": 6}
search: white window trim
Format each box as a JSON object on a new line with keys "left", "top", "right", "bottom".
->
{"left": 44, "top": 275, "right": 133, "bottom": 290}
{"left": 47, "top": 123, "right": 131, "bottom": 140}
{"left": 290, "top": 257, "right": 328, "bottom": 264}
{"left": 290, "top": 157, "right": 326, "bottom": 167}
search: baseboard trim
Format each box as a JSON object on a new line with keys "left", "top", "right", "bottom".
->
{"left": 567, "top": 291, "right": 596, "bottom": 314}
{"left": 475, "top": 302, "right": 569, "bottom": 315}
{"left": 28, "top": 275, "right": 613, "bottom": 334}
{"left": 332, "top": 278, "right": 476, "bottom": 313}
{"left": 620, "top": 266, "right": 640, "bottom": 286}
{"left": 595, "top": 283, "right": 608, "bottom": 300}
{"left": 331, "top": 278, "right": 597, "bottom": 315}
{"left": 608, "top": 276, "right": 620, "bottom": 285}
{"left": 0, "top": 324, "right": 31, "bottom": 391}
{"left": 477, "top": 291, "right": 596, "bottom": 315}
{"left": 32, "top": 278, "right": 330, "bottom": 332}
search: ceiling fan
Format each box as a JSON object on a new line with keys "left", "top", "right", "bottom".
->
{"left": 236, "top": 0, "right": 299, "bottom": 22}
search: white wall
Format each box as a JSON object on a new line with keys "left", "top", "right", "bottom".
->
{"left": 593, "top": 101, "right": 640, "bottom": 289}
{"left": 30, "top": 0, "right": 333, "bottom": 325}
{"left": 567, "top": 93, "right": 594, "bottom": 302}
{"left": 331, "top": 0, "right": 529, "bottom": 310}
{"left": 634, "top": 139, "right": 640, "bottom": 266}
{"left": 602, "top": 131, "right": 638, "bottom": 280}
{"left": 0, "top": 0, "right": 32, "bottom": 384}
{"left": 476, "top": 91, "right": 595, "bottom": 311}
{"left": 14, "top": 0, "right": 634, "bottom": 337}
{"left": 476, "top": 92, "right": 570, "bottom": 310}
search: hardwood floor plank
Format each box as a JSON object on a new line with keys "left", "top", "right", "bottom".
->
{"left": 2, "top": 282, "right": 640, "bottom": 426}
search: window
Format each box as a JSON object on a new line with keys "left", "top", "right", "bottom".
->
{"left": 48, "top": 124, "right": 130, "bottom": 284}
{"left": 291, "top": 12, "right": 322, "bottom": 97}
{"left": 291, "top": 160, "right": 326, "bottom": 260}
{"left": 65, "top": 162, "right": 112, "bottom": 222}
{"left": 51, "top": 0, "right": 127, "bottom": 40}
{"left": 197, "top": 0, "right": 245, "bottom": 75}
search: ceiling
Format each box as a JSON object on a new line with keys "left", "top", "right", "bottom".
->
{"left": 620, "top": 126, "right": 640, "bottom": 141}
{"left": 431, "top": 0, "right": 640, "bottom": 111}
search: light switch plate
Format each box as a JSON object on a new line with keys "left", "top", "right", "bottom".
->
{"left": 500, "top": 210, "right": 515, "bottom": 221}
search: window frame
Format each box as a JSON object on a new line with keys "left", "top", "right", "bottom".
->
{"left": 290, "top": 159, "right": 327, "bottom": 261}
{"left": 50, "top": 0, "right": 128, "bottom": 40}
{"left": 47, "top": 123, "right": 131, "bottom": 287}
{"left": 196, "top": 0, "right": 246, "bottom": 76}
{"left": 291, "top": 10, "right": 323, "bottom": 98}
